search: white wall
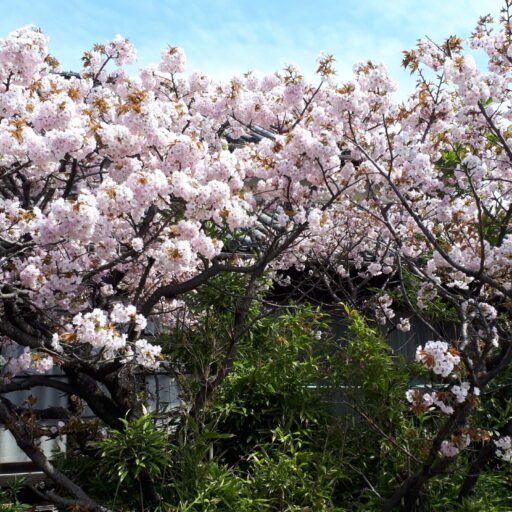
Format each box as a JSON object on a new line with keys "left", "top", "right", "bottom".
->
{"left": 1, "top": 374, "right": 181, "bottom": 466}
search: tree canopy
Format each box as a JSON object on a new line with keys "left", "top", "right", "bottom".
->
{"left": 1, "top": 3, "right": 512, "bottom": 510}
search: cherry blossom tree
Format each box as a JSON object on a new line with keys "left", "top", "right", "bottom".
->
{"left": 300, "top": 4, "right": 512, "bottom": 508}
{"left": 0, "top": 25, "right": 353, "bottom": 511}
{"left": 2, "top": 1, "right": 512, "bottom": 509}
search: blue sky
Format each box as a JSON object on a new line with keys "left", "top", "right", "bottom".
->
{"left": 0, "top": 0, "right": 502, "bottom": 95}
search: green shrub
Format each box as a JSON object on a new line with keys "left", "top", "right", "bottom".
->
{"left": 93, "top": 413, "right": 173, "bottom": 510}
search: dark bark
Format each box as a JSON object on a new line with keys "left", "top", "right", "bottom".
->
{"left": 139, "top": 472, "right": 162, "bottom": 508}
{"left": 0, "top": 317, "right": 45, "bottom": 348}
{"left": 140, "top": 263, "right": 224, "bottom": 316}
{"left": 383, "top": 458, "right": 453, "bottom": 512}
{"left": 457, "top": 442, "right": 496, "bottom": 502}
{"left": 0, "top": 375, "right": 73, "bottom": 394}
{"left": 383, "top": 403, "right": 472, "bottom": 511}
{"left": 62, "top": 158, "right": 78, "bottom": 199}
{"left": 63, "top": 367, "right": 125, "bottom": 429}
{"left": 458, "top": 418, "right": 512, "bottom": 501}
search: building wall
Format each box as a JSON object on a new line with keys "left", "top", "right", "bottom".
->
{"left": 1, "top": 374, "right": 180, "bottom": 468}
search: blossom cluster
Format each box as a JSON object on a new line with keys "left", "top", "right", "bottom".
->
{"left": 0, "top": 346, "right": 54, "bottom": 383}
{"left": 49, "top": 304, "right": 159, "bottom": 368}
{"left": 495, "top": 436, "right": 512, "bottom": 462}
{"left": 415, "top": 341, "right": 461, "bottom": 378}
{"left": 406, "top": 381, "right": 480, "bottom": 417}
{"left": 440, "top": 435, "right": 471, "bottom": 458}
